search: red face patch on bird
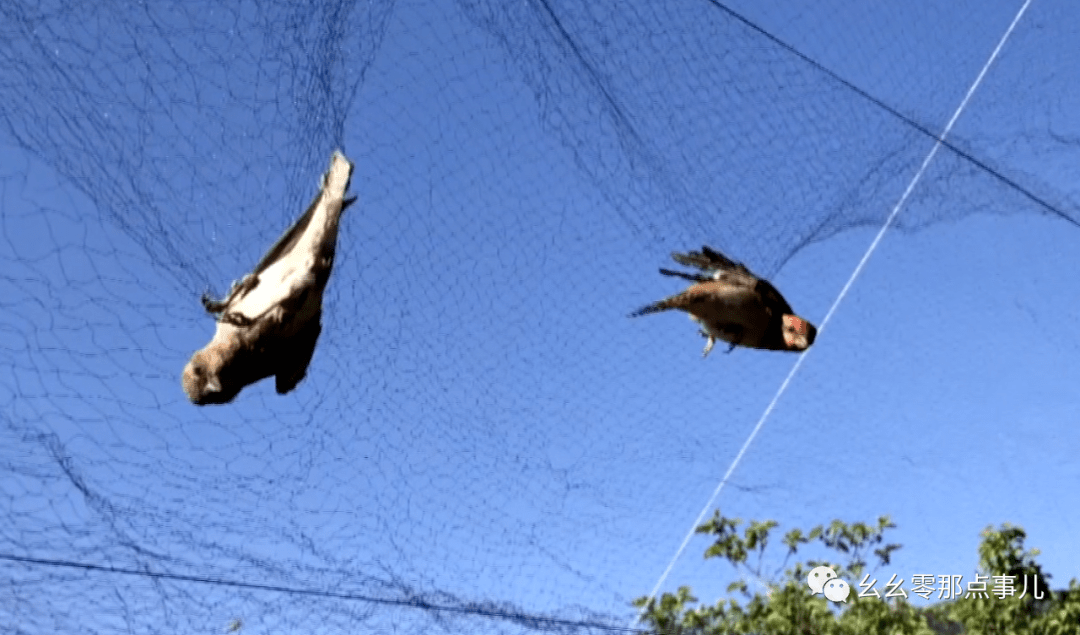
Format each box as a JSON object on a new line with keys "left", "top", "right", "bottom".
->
{"left": 781, "top": 314, "right": 816, "bottom": 351}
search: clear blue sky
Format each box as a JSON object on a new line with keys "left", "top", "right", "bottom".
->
{"left": 1, "top": 0, "right": 1078, "bottom": 633}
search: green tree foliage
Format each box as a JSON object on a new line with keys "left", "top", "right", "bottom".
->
{"left": 633, "top": 514, "right": 1080, "bottom": 635}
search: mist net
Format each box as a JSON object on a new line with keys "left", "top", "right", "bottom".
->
{"left": 2, "top": 0, "right": 1078, "bottom": 633}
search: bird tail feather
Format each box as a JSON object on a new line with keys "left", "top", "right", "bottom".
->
{"left": 629, "top": 299, "right": 674, "bottom": 317}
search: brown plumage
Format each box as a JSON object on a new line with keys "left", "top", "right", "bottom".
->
{"left": 182, "top": 150, "right": 356, "bottom": 404}
{"left": 630, "top": 245, "right": 816, "bottom": 356}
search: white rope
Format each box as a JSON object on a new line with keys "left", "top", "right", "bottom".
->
{"left": 632, "top": 0, "right": 1033, "bottom": 626}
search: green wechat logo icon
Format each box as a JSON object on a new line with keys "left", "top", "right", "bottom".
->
{"left": 807, "top": 566, "right": 850, "bottom": 603}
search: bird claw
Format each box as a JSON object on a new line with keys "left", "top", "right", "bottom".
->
{"left": 201, "top": 292, "right": 227, "bottom": 314}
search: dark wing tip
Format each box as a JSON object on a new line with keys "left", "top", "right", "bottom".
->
{"left": 658, "top": 268, "right": 709, "bottom": 282}
{"left": 669, "top": 244, "right": 741, "bottom": 274}
{"left": 700, "top": 245, "right": 740, "bottom": 269}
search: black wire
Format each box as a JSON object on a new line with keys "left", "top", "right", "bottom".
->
{"left": 0, "top": 553, "right": 649, "bottom": 634}
{"left": 705, "top": 0, "right": 1080, "bottom": 229}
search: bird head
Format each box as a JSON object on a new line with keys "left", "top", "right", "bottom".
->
{"left": 182, "top": 348, "right": 229, "bottom": 404}
{"left": 781, "top": 314, "right": 816, "bottom": 351}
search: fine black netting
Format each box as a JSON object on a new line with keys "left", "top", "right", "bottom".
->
{"left": 2, "top": 0, "right": 1078, "bottom": 633}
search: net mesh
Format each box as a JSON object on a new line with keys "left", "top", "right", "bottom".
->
{"left": 1, "top": 0, "right": 1078, "bottom": 633}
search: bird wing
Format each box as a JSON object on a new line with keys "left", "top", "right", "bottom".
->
{"left": 753, "top": 278, "right": 794, "bottom": 317}
{"left": 225, "top": 234, "right": 321, "bottom": 331}
{"left": 249, "top": 190, "right": 323, "bottom": 278}
{"left": 672, "top": 246, "right": 795, "bottom": 315}
{"left": 254, "top": 151, "right": 356, "bottom": 276}
{"left": 218, "top": 151, "right": 354, "bottom": 327}
{"left": 671, "top": 245, "right": 759, "bottom": 285}
{"left": 632, "top": 248, "right": 759, "bottom": 317}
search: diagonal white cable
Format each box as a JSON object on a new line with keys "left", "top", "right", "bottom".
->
{"left": 633, "top": 0, "right": 1033, "bottom": 626}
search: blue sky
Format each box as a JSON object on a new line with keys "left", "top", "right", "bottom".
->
{"left": 1, "top": 0, "right": 1078, "bottom": 633}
